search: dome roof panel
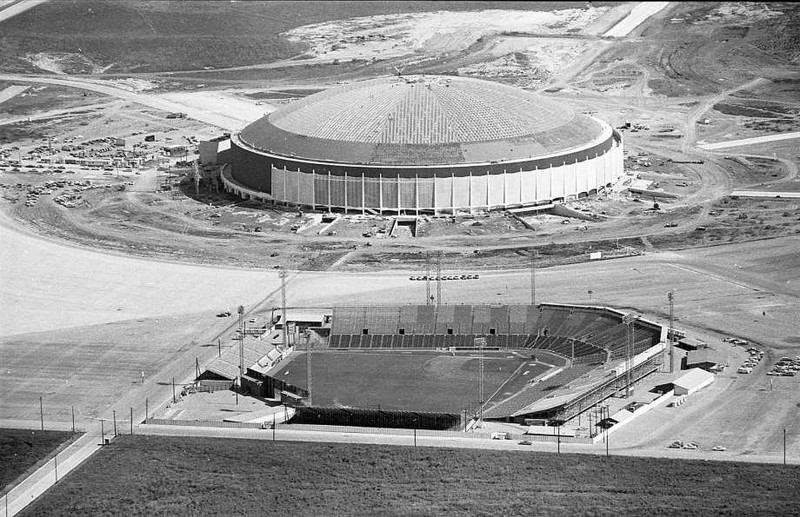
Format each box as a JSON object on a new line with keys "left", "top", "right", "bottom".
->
{"left": 238, "top": 75, "right": 607, "bottom": 166}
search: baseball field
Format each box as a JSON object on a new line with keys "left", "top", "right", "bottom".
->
{"left": 278, "top": 350, "right": 546, "bottom": 412}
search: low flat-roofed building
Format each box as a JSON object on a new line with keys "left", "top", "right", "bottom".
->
{"left": 685, "top": 348, "right": 719, "bottom": 371}
{"left": 678, "top": 337, "right": 707, "bottom": 350}
{"left": 673, "top": 368, "right": 715, "bottom": 396}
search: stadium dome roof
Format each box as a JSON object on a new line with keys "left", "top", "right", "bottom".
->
{"left": 238, "top": 75, "right": 607, "bottom": 166}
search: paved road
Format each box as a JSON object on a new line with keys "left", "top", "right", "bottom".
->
{"left": 698, "top": 131, "right": 800, "bottom": 150}
{"left": 0, "top": 0, "right": 48, "bottom": 24}
{"left": 603, "top": 2, "right": 670, "bottom": 38}
{"left": 134, "top": 422, "right": 796, "bottom": 465}
{"left": 0, "top": 73, "right": 248, "bottom": 131}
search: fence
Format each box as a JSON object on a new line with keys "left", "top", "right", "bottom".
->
{"left": 144, "top": 418, "right": 263, "bottom": 429}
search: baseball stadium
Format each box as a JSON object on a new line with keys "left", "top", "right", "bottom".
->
{"left": 222, "top": 75, "right": 624, "bottom": 214}
{"left": 231, "top": 303, "right": 667, "bottom": 432}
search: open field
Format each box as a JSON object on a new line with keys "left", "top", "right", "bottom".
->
{"left": 20, "top": 435, "right": 800, "bottom": 516}
{"left": 278, "top": 350, "right": 533, "bottom": 413}
{"left": 0, "top": 429, "right": 76, "bottom": 492}
{"left": 0, "top": 1, "right": 605, "bottom": 74}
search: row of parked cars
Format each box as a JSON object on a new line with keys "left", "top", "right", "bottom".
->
{"left": 408, "top": 274, "right": 480, "bottom": 281}
{"left": 767, "top": 356, "right": 800, "bottom": 377}
{"left": 737, "top": 347, "right": 764, "bottom": 374}
{"left": 667, "top": 440, "right": 726, "bottom": 452}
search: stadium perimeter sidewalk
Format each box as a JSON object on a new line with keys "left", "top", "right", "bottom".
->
{"left": 5, "top": 423, "right": 103, "bottom": 517}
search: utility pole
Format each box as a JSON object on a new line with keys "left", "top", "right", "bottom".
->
{"left": 622, "top": 313, "right": 637, "bottom": 398}
{"left": 238, "top": 304, "right": 245, "bottom": 396}
{"left": 425, "top": 251, "right": 432, "bottom": 305}
{"left": 305, "top": 330, "right": 313, "bottom": 406}
{"left": 667, "top": 291, "right": 675, "bottom": 373}
{"left": 436, "top": 250, "right": 442, "bottom": 307}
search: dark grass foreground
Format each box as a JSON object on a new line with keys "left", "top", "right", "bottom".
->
{"left": 22, "top": 435, "right": 800, "bottom": 516}
{"left": 0, "top": 429, "right": 77, "bottom": 491}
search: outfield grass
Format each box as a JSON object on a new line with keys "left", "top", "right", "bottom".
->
{"left": 0, "top": 429, "right": 77, "bottom": 492}
{"left": 20, "top": 435, "right": 800, "bottom": 516}
{"left": 279, "top": 350, "right": 527, "bottom": 413}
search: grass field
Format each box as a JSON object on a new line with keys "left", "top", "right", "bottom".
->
{"left": 279, "top": 350, "right": 530, "bottom": 413}
{"left": 0, "top": 429, "right": 77, "bottom": 492}
{"left": 0, "top": 1, "right": 594, "bottom": 74}
{"left": 20, "top": 435, "right": 800, "bottom": 516}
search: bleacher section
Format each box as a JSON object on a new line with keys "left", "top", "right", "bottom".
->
{"left": 329, "top": 305, "right": 662, "bottom": 361}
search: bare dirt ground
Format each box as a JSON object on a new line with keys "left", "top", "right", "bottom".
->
{"left": 1, "top": 2, "right": 799, "bottom": 469}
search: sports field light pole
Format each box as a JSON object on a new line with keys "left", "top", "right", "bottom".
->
{"left": 784, "top": 428, "right": 787, "bottom": 466}
{"left": 39, "top": 396, "right": 44, "bottom": 430}
{"left": 667, "top": 291, "right": 675, "bottom": 373}
{"left": 605, "top": 406, "right": 610, "bottom": 458}
{"left": 238, "top": 304, "right": 245, "bottom": 404}
{"left": 529, "top": 250, "right": 537, "bottom": 307}
{"left": 413, "top": 417, "right": 418, "bottom": 447}
{"left": 113, "top": 410, "right": 117, "bottom": 437}
{"left": 71, "top": 406, "right": 75, "bottom": 432}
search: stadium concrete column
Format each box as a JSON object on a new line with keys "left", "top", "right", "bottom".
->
{"left": 396, "top": 174, "right": 401, "bottom": 214}
{"left": 310, "top": 169, "right": 315, "bottom": 208}
{"left": 379, "top": 171, "right": 384, "bottom": 214}
{"left": 450, "top": 171, "right": 455, "bottom": 214}
{"left": 414, "top": 173, "right": 419, "bottom": 215}
{"left": 282, "top": 165, "right": 287, "bottom": 207}
{"left": 296, "top": 167, "right": 301, "bottom": 207}
{"left": 502, "top": 169, "right": 507, "bottom": 207}
{"left": 468, "top": 170, "right": 473, "bottom": 213}
{"left": 361, "top": 173, "right": 365, "bottom": 214}
{"left": 344, "top": 170, "right": 348, "bottom": 213}
{"left": 327, "top": 170, "right": 331, "bottom": 209}
{"left": 485, "top": 169, "right": 490, "bottom": 209}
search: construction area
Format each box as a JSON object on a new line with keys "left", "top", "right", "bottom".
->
{"left": 1, "top": 1, "right": 799, "bottom": 515}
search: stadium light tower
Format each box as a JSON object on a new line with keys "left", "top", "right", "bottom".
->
{"left": 279, "top": 268, "right": 288, "bottom": 350}
{"left": 530, "top": 250, "right": 537, "bottom": 307}
{"left": 622, "top": 313, "right": 637, "bottom": 398}
{"left": 474, "top": 336, "right": 487, "bottom": 428}
{"left": 425, "top": 251, "right": 432, "bottom": 306}
{"left": 238, "top": 305, "right": 245, "bottom": 393}
{"left": 667, "top": 291, "right": 675, "bottom": 374}
{"left": 436, "top": 250, "right": 442, "bottom": 307}
{"left": 305, "top": 330, "right": 312, "bottom": 406}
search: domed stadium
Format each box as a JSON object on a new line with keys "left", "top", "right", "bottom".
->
{"left": 222, "top": 75, "right": 623, "bottom": 214}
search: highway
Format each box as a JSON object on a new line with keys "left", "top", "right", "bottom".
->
{"left": 0, "top": 73, "right": 249, "bottom": 131}
{"left": 698, "top": 131, "right": 800, "bottom": 150}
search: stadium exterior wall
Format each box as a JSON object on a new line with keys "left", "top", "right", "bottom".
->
{"left": 223, "top": 128, "right": 624, "bottom": 215}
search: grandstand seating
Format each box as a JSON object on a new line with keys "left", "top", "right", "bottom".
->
{"left": 328, "top": 305, "right": 662, "bottom": 361}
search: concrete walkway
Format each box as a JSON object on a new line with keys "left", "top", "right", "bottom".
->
{"left": 4, "top": 424, "right": 103, "bottom": 516}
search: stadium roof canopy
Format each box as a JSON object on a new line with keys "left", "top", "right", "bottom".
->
{"left": 238, "top": 75, "right": 607, "bottom": 166}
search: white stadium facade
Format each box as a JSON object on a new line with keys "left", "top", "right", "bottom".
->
{"left": 222, "top": 75, "right": 623, "bottom": 214}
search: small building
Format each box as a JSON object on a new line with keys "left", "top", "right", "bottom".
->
{"left": 685, "top": 348, "right": 719, "bottom": 371}
{"left": 677, "top": 337, "right": 707, "bottom": 351}
{"left": 672, "top": 368, "right": 715, "bottom": 396}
